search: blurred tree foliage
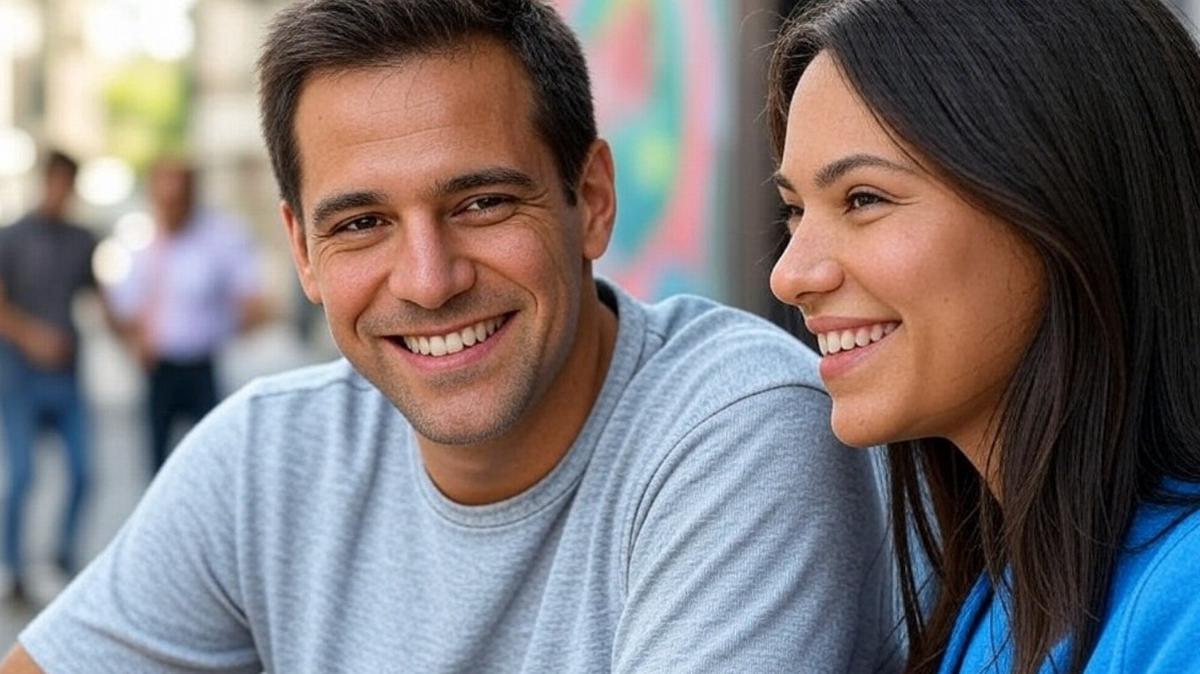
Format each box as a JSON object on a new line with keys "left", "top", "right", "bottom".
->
{"left": 104, "top": 58, "right": 189, "bottom": 174}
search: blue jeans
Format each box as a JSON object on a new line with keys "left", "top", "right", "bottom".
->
{"left": 0, "top": 343, "right": 90, "bottom": 578}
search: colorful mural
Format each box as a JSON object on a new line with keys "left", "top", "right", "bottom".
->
{"left": 553, "top": 0, "right": 732, "bottom": 300}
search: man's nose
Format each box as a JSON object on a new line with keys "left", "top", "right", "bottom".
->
{"left": 387, "top": 219, "right": 475, "bottom": 310}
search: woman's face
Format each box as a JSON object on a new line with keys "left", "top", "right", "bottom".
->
{"left": 771, "top": 52, "right": 1045, "bottom": 456}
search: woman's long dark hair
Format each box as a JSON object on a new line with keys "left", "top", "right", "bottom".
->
{"left": 767, "top": 1, "right": 1200, "bottom": 672}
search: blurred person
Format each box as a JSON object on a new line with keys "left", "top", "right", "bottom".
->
{"left": 768, "top": 0, "right": 1200, "bottom": 672}
{"left": 110, "top": 158, "right": 269, "bottom": 474}
{"left": 0, "top": 1, "right": 896, "bottom": 672}
{"left": 0, "top": 150, "right": 98, "bottom": 604}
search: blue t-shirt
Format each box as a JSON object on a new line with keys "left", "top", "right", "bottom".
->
{"left": 942, "top": 484, "right": 1200, "bottom": 673}
{"left": 22, "top": 281, "right": 900, "bottom": 673}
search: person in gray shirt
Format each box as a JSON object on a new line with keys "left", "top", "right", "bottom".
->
{"left": 0, "top": 150, "right": 99, "bottom": 603}
{"left": 3, "top": 1, "right": 896, "bottom": 672}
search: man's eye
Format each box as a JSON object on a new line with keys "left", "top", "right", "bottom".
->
{"left": 339, "top": 215, "right": 383, "bottom": 233}
{"left": 463, "top": 195, "right": 512, "bottom": 212}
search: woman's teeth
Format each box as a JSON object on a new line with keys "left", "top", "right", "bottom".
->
{"left": 817, "top": 322, "right": 898, "bottom": 356}
{"left": 402, "top": 317, "right": 504, "bottom": 357}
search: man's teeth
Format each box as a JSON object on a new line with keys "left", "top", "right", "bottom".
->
{"left": 817, "top": 322, "right": 898, "bottom": 356}
{"left": 403, "top": 317, "right": 504, "bottom": 357}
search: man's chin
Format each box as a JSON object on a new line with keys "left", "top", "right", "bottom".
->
{"left": 414, "top": 424, "right": 507, "bottom": 448}
{"left": 401, "top": 402, "right": 523, "bottom": 448}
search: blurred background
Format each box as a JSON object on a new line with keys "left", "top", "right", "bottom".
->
{"left": 1, "top": 0, "right": 1198, "bottom": 643}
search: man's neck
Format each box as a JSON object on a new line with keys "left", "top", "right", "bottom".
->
{"left": 35, "top": 204, "right": 66, "bottom": 221}
{"left": 417, "top": 288, "right": 619, "bottom": 506}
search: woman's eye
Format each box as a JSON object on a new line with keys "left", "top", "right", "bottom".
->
{"left": 780, "top": 203, "right": 804, "bottom": 221}
{"left": 777, "top": 204, "right": 804, "bottom": 235}
{"left": 848, "top": 192, "right": 887, "bottom": 210}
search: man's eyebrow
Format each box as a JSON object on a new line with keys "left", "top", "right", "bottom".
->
{"left": 814, "top": 153, "right": 916, "bottom": 189}
{"left": 308, "top": 168, "right": 538, "bottom": 228}
{"left": 435, "top": 167, "right": 538, "bottom": 197}
{"left": 311, "top": 190, "right": 388, "bottom": 229}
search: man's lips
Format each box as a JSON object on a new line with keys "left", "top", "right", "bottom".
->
{"left": 388, "top": 313, "right": 512, "bottom": 357}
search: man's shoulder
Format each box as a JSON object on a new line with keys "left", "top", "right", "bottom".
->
{"left": 598, "top": 287, "right": 837, "bottom": 473}
{"left": 0, "top": 215, "right": 34, "bottom": 247}
{"left": 66, "top": 220, "right": 98, "bottom": 245}
{"left": 169, "top": 358, "right": 406, "bottom": 491}
{"left": 60, "top": 221, "right": 98, "bottom": 261}
{"left": 205, "top": 359, "right": 386, "bottom": 433}
{"left": 229, "top": 357, "right": 384, "bottom": 414}
{"left": 241, "top": 357, "right": 370, "bottom": 398}
{"left": 2, "top": 214, "right": 95, "bottom": 247}
{"left": 630, "top": 290, "right": 823, "bottom": 394}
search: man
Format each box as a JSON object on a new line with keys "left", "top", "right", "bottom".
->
{"left": 0, "top": 151, "right": 97, "bottom": 603}
{"left": 109, "top": 158, "right": 269, "bottom": 474}
{"left": 3, "top": 1, "right": 896, "bottom": 671}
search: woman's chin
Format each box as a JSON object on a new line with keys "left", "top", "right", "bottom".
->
{"left": 830, "top": 405, "right": 898, "bottom": 449}
{"left": 830, "top": 421, "right": 885, "bottom": 449}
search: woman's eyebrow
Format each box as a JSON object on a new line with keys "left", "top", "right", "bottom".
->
{"left": 813, "top": 153, "right": 916, "bottom": 189}
{"left": 772, "top": 172, "right": 797, "bottom": 193}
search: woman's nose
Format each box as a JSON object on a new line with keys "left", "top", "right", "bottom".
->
{"left": 770, "top": 225, "right": 844, "bottom": 310}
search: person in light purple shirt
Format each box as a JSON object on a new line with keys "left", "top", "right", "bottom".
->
{"left": 110, "top": 159, "right": 269, "bottom": 474}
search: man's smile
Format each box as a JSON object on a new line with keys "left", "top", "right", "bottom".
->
{"left": 395, "top": 314, "right": 512, "bottom": 357}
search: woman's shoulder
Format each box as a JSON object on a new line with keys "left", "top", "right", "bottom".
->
{"left": 1094, "top": 489, "right": 1200, "bottom": 672}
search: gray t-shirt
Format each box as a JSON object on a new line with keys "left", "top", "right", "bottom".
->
{"left": 22, "top": 282, "right": 898, "bottom": 673}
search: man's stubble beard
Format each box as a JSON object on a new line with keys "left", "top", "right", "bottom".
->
{"left": 381, "top": 314, "right": 578, "bottom": 447}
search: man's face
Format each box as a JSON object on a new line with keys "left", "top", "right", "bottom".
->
{"left": 149, "top": 162, "right": 194, "bottom": 232}
{"left": 283, "top": 41, "right": 613, "bottom": 447}
{"left": 41, "top": 165, "right": 75, "bottom": 217}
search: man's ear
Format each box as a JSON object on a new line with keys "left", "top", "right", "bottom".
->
{"left": 577, "top": 139, "right": 617, "bottom": 262}
{"left": 281, "top": 200, "right": 322, "bottom": 304}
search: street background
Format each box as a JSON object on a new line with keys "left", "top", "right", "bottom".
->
{"left": 1, "top": 0, "right": 1198, "bottom": 647}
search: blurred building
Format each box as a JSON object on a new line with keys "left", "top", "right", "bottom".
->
{"left": 0, "top": 0, "right": 789, "bottom": 320}
{"left": 3, "top": 0, "right": 1198, "bottom": 321}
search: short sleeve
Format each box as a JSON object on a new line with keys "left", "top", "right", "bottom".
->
{"left": 19, "top": 396, "right": 260, "bottom": 673}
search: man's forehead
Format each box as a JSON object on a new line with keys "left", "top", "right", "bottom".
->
{"left": 301, "top": 39, "right": 534, "bottom": 115}
{"left": 290, "top": 42, "right": 555, "bottom": 213}
{"left": 294, "top": 44, "right": 540, "bottom": 154}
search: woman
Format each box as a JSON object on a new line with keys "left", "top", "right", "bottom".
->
{"left": 766, "top": 1, "right": 1200, "bottom": 672}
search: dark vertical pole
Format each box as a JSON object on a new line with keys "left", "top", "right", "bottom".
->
{"left": 729, "top": 0, "right": 782, "bottom": 320}
{"left": 753, "top": 1, "right": 820, "bottom": 352}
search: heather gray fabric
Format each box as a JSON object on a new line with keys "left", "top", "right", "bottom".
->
{"left": 22, "top": 281, "right": 898, "bottom": 673}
